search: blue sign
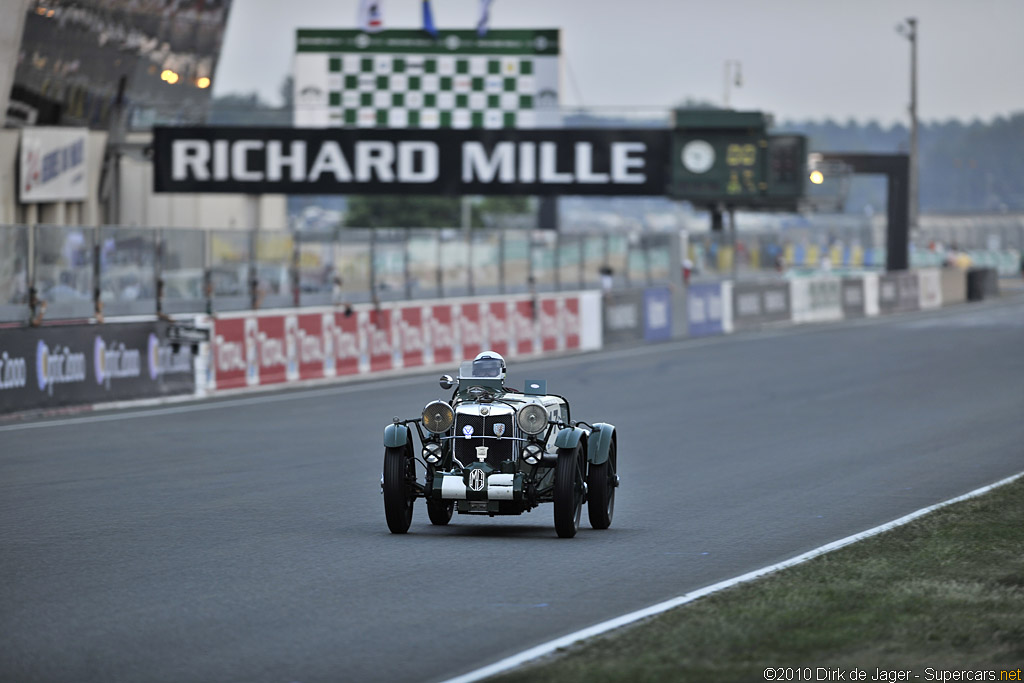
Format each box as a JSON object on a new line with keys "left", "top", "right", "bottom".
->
{"left": 643, "top": 287, "right": 672, "bottom": 342}
{"left": 686, "top": 283, "right": 724, "bottom": 337}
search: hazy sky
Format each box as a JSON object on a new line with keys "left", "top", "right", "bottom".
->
{"left": 214, "top": 0, "right": 1024, "bottom": 124}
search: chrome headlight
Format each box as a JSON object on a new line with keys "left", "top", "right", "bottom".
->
{"left": 422, "top": 442, "right": 442, "bottom": 464}
{"left": 517, "top": 404, "right": 548, "bottom": 435}
{"left": 422, "top": 400, "right": 454, "bottom": 434}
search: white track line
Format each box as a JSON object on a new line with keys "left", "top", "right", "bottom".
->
{"left": 438, "top": 470, "right": 1024, "bottom": 683}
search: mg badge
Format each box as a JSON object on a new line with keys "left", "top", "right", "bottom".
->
{"left": 462, "top": 424, "right": 474, "bottom": 439}
{"left": 492, "top": 423, "right": 505, "bottom": 437}
{"left": 468, "top": 468, "right": 486, "bottom": 492}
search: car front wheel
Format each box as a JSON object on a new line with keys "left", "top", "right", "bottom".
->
{"left": 383, "top": 445, "right": 415, "bottom": 534}
{"left": 587, "top": 439, "right": 616, "bottom": 530}
{"left": 553, "top": 442, "right": 585, "bottom": 538}
{"left": 426, "top": 498, "right": 455, "bottom": 525}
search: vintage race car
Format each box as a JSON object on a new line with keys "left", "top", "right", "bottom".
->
{"left": 382, "top": 352, "right": 619, "bottom": 538}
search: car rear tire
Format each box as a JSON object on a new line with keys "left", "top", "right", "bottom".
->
{"left": 426, "top": 499, "right": 455, "bottom": 525}
{"left": 587, "top": 439, "right": 616, "bottom": 530}
{"left": 554, "top": 442, "right": 584, "bottom": 538}
{"left": 383, "top": 445, "right": 415, "bottom": 534}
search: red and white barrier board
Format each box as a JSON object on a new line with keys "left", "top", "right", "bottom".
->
{"left": 205, "top": 292, "right": 600, "bottom": 393}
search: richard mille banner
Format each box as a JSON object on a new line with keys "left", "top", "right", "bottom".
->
{"left": 152, "top": 126, "right": 670, "bottom": 196}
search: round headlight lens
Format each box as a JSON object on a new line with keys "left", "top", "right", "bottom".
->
{"left": 522, "top": 443, "right": 543, "bottom": 466}
{"left": 517, "top": 404, "right": 548, "bottom": 435}
{"left": 423, "top": 442, "right": 442, "bottom": 464}
{"left": 422, "top": 400, "right": 454, "bottom": 434}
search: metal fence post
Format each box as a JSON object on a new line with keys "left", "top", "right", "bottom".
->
{"left": 498, "top": 229, "right": 506, "bottom": 295}
{"left": 403, "top": 228, "right": 412, "bottom": 300}
{"left": 467, "top": 229, "right": 474, "bottom": 297}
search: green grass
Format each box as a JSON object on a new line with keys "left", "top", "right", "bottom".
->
{"left": 492, "top": 477, "right": 1024, "bottom": 683}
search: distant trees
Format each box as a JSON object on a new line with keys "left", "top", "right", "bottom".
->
{"left": 777, "top": 113, "right": 1024, "bottom": 213}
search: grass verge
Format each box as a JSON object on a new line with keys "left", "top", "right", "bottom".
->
{"left": 492, "top": 476, "right": 1024, "bottom": 683}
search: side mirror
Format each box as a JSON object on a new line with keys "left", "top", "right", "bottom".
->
{"left": 439, "top": 375, "right": 457, "bottom": 390}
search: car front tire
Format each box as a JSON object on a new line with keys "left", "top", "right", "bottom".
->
{"left": 383, "top": 445, "right": 415, "bottom": 534}
{"left": 426, "top": 498, "right": 455, "bottom": 525}
{"left": 587, "top": 439, "right": 616, "bottom": 530}
{"left": 553, "top": 442, "right": 584, "bottom": 538}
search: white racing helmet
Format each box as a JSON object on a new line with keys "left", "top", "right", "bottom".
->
{"left": 472, "top": 351, "right": 506, "bottom": 382}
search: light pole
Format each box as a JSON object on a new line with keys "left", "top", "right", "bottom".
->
{"left": 723, "top": 60, "right": 742, "bottom": 108}
{"left": 897, "top": 17, "right": 918, "bottom": 232}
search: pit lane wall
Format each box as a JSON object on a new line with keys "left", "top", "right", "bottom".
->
{"left": 683, "top": 266, "right": 1000, "bottom": 339}
{"left": 0, "top": 319, "right": 196, "bottom": 414}
{"left": 203, "top": 292, "right": 601, "bottom": 393}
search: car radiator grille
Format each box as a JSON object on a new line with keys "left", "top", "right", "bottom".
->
{"left": 454, "top": 413, "right": 516, "bottom": 468}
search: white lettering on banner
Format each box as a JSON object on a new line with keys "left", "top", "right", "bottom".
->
{"left": 259, "top": 333, "right": 287, "bottom": 369}
{"left": 512, "top": 304, "right": 536, "bottom": 346}
{"left": 463, "top": 142, "right": 515, "bottom": 183}
{"left": 94, "top": 337, "right": 141, "bottom": 389}
{"left": 518, "top": 142, "right": 536, "bottom": 183}
{"left": 737, "top": 292, "right": 761, "bottom": 317}
{"left": 537, "top": 303, "right": 558, "bottom": 335}
{"left": 764, "top": 290, "right": 787, "bottom": 313}
{"left": 0, "top": 351, "right": 28, "bottom": 390}
{"left": 539, "top": 142, "right": 572, "bottom": 183}
{"left": 560, "top": 302, "right": 581, "bottom": 339}
{"left": 298, "top": 326, "right": 325, "bottom": 365}
{"left": 213, "top": 140, "right": 229, "bottom": 180}
{"left": 169, "top": 137, "right": 654, "bottom": 188}
{"left": 172, "top": 140, "right": 210, "bottom": 181}
{"left": 360, "top": 315, "right": 392, "bottom": 358}
{"left": 398, "top": 314, "right": 426, "bottom": 356}
{"left": 689, "top": 298, "right": 707, "bottom": 324}
{"left": 308, "top": 142, "right": 353, "bottom": 182}
{"left": 708, "top": 293, "right": 723, "bottom": 320}
{"left": 332, "top": 324, "right": 360, "bottom": 363}
{"left": 214, "top": 335, "right": 247, "bottom": 373}
{"left": 244, "top": 318, "right": 259, "bottom": 386}
{"left": 35, "top": 341, "right": 87, "bottom": 395}
{"left": 648, "top": 299, "right": 669, "bottom": 329}
{"left": 606, "top": 304, "right": 638, "bottom": 330}
{"left": 460, "top": 141, "right": 648, "bottom": 185}
{"left": 266, "top": 141, "right": 307, "bottom": 182}
{"left": 322, "top": 314, "right": 337, "bottom": 376}
{"left": 356, "top": 141, "right": 394, "bottom": 182}
{"left": 574, "top": 142, "right": 609, "bottom": 184}
{"left": 487, "top": 307, "right": 510, "bottom": 347}
{"left": 612, "top": 143, "right": 646, "bottom": 183}
{"left": 398, "top": 142, "right": 438, "bottom": 183}
{"left": 174, "top": 140, "right": 441, "bottom": 185}
{"left": 153, "top": 347, "right": 191, "bottom": 376}
{"left": 232, "top": 140, "right": 263, "bottom": 181}
{"left": 881, "top": 281, "right": 897, "bottom": 302}
{"left": 461, "top": 309, "right": 484, "bottom": 349}
{"left": 284, "top": 316, "right": 299, "bottom": 380}
{"left": 429, "top": 314, "right": 454, "bottom": 351}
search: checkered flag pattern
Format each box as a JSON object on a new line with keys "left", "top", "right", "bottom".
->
{"left": 325, "top": 54, "right": 543, "bottom": 128}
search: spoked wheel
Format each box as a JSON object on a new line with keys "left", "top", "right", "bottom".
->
{"left": 383, "top": 445, "right": 416, "bottom": 534}
{"left": 553, "top": 442, "right": 585, "bottom": 538}
{"left": 426, "top": 498, "right": 455, "bottom": 525}
{"left": 587, "top": 438, "right": 616, "bottom": 530}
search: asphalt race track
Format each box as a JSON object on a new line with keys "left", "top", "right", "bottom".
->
{"left": 2, "top": 298, "right": 1022, "bottom": 683}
